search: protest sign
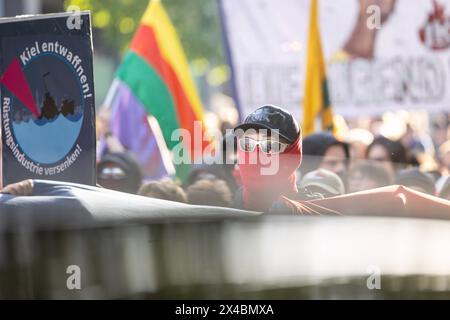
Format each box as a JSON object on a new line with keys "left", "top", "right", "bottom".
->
{"left": 220, "top": 0, "right": 450, "bottom": 118}
{"left": 0, "top": 12, "right": 96, "bottom": 186}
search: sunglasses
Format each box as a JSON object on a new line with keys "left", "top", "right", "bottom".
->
{"left": 238, "top": 137, "right": 289, "bottom": 154}
{"left": 99, "top": 166, "right": 127, "bottom": 179}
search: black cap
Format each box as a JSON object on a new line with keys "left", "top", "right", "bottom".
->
{"left": 233, "top": 105, "right": 300, "bottom": 143}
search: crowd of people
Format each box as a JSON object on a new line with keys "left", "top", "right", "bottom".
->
{"left": 2, "top": 97, "right": 449, "bottom": 213}
{"left": 93, "top": 104, "right": 450, "bottom": 213}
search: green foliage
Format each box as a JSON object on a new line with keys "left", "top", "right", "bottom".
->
{"left": 64, "top": 0, "right": 224, "bottom": 65}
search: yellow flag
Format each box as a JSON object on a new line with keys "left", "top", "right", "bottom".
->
{"left": 302, "top": 0, "right": 334, "bottom": 135}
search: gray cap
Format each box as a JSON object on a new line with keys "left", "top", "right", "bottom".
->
{"left": 300, "top": 169, "right": 345, "bottom": 196}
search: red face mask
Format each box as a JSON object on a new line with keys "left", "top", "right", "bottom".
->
{"left": 236, "top": 133, "right": 302, "bottom": 211}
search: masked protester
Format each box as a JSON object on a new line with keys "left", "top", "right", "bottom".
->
{"left": 97, "top": 152, "right": 142, "bottom": 194}
{"left": 232, "top": 105, "right": 316, "bottom": 212}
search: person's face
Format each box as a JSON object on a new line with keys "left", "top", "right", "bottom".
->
{"left": 97, "top": 162, "right": 129, "bottom": 192}
{"left": 235, "top": 128, "right": 299, "bottom": 191}
{"left": 238, "top": 131, "right": 290, "bottom": 154}
{"left": 98, "top": 163, "right": 126, "bottom": 180}
{"left": 367, "top": 144, "right": 395, "bottom": 175}
{"left": 349, "top": 170, "right": 380, "bottom": 193}
{"left": 320, "top": 145, "right": 347, "bottom": 175}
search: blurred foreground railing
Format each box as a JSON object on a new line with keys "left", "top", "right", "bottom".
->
{"left": 2, "top": 215, "right": 450, "bottom": 299}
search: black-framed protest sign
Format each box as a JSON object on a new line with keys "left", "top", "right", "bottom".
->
{"left": 0, "top": 11, "right": 96, "bottom": 186}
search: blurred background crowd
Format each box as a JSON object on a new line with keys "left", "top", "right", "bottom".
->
{"left": 1, "top": 0, "right": 449, "bottom": 206}
{"left": 96, "top": 107, "right": 450, "bottom": 206}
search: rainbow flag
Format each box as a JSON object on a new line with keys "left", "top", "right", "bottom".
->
{"left": 109, "top": 0, "right": 208, "bottom": 180}
{"left": 302, "top": 0, "right": 334, "bottom": 135}
{"left": 106, "top": 78, "right": 175, "bottom": 181}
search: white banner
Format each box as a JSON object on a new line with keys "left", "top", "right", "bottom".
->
{"left": 220, "top": 0, "right": 450, "bottom": 119}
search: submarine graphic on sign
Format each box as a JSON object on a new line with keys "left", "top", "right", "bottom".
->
{"left": 9, "top": 55, "right": 84, "bottom": 165}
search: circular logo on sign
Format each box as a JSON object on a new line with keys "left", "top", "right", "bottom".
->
{"left": 11, "top": 53, "right": 84, "bottom": 164}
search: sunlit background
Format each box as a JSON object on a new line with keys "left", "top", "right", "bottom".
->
{"left": 0, "top": 0, "right": 231, "bottom": 117}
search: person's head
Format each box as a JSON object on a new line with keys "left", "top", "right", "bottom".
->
{"left": 187, "top": 169, "right": 218, "bottom": 186}
{"left": 186, "top": 178, "right": 232, "bottom": 207}
{"left": 395, "top": 168, "right": 436, "bottom": 195}
{"left": 301, "top": 133, "right": 350, "bottom": 186}
{"left": 234, "top": 105, "right": 299, "bottom": 145}
{"left": 233, "top": 105, "right": 302, "bottom": 210}
{"left": 138, "top": 179, "right": 187, "bottom": 203}
{"left": 97, "top": 152, "right": 142, "bottom": 194}
{"left": 348, "top": 161, "right": 394, "bottom": 193}
{"left": 366, "top": 136, "right": 407, "bottom": 175}
{"left": 185, "top": 133, "right": 238, "bottom": 191}
{"left": 299, "top": 169, "right": 345, "bottom": 198}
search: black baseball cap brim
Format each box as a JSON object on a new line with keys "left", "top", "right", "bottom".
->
{"left": 233, "top": 122, "right": 294, "bottom": 143}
